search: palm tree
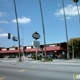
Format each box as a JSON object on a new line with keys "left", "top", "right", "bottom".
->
{"left": 62, "top": 0, "right": 69, "bottom": 59}
{"left": 73, "top": 0, "right": 80, "bottom": 25}
{"left": 73, "top": 0, "right": 79, "bottom": 3}
{"left": 39, "top": 0, "right": 46, "bottom": 58}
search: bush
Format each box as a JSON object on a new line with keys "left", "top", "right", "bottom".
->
{"left": 31, "top": 54, "right": 53, "bottom": 61}
{"left": 38, "top": 55, "right": 42, "bottom": 60}
{"left": 32, "top": 54, "right": 36, "bottom": 60}
{"left": 45, "top": 58, "right": 53, "bottom": 62}
{"left": 31, "top": 54, "right": 42, "bottom": 60}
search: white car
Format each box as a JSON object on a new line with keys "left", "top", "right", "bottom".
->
{"left": 27, "top": 54, "right": 32, "bottom": 58}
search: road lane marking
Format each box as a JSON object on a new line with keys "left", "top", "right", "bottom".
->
{"left": 19, "top": 69, "right": 25, "bottom": 72}
{"left": 32, "top": 66, "right": 36, "bottom": 68}
{"left": 0, "top": 77, "right": 6, "bottom": 80}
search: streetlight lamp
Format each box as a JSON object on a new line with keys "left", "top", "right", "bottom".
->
{"left": 39, "top": 0, "right": 47, "bottom": 58}
{"left": 13, "top": 0, "right": 22, "bottom": 61}
{"left": 73, "top": 0, "right": 80, "bottom": 25}
{"left": 62, "top": 0, "right": 69, "bottom": 59}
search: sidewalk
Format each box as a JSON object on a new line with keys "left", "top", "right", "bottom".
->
{"left": 0, "top": 58, "right": 80, "bottom": 66}
{"left": 30, "top": 59, "right": 80, "bottom": 66}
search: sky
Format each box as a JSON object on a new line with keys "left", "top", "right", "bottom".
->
{"left": 0, "top": 0, "right": 80, "bottom": 47}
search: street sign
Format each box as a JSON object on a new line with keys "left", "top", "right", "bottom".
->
{"left": 32, "top": 31, "right": 40, "bottom": 40}
{"left": 32, "top": 41, "right": 40, "bottom": 48}
{"left": 12, "top": 36, "right": 18, "bottom": 41}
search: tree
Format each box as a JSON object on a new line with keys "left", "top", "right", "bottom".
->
{"left": 68, "top": 37, "right": 80, "bottom": 58}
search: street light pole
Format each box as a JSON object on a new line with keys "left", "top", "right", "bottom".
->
{"left": 13, "top": 0, "right": 22, "bottom": 61}
{"left": 62, "top": 0, "right": 69, "bottom": 59}
{"left": 39, "top": 0, "right": 46, "bottom": 58}
{"left": 72, "top": 38, "right": 74, "bottom": 59}
{"left": 19, "top": 26, "right": 25, "bottom": 59}
{"left": 13, "top": 41, "right": 15, "bottom": 47}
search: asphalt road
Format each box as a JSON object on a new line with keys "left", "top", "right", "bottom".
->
{"left": 0, "top": 62, "right": 80, "bottom": 80}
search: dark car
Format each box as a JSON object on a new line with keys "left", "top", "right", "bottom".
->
{"left": 78, "top": 57, "right": 80, "bottom": 59}
{"left": 0, "top": 55, "right": 5, "bottom": 58}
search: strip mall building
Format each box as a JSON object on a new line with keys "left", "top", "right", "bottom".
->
{"left": 0, "top": 42, "right": 68, "bottom": 59}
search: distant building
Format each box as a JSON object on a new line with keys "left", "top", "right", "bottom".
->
{"left": 0, "top": 42, "right": 67, "bottom": 59}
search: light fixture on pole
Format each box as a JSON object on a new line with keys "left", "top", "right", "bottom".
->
{"left": 39, "top": 0, "right": 46, "bottom": 58}
{"left": 13, "top": 0, "right": 22, "bottom": 61}
{"left": 62, "top": 0, "right": 69, "bottom": 59}
{"left": 73, "top": 0, "right": 80, "bottom": 25}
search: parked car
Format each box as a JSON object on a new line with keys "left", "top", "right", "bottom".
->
{"left": 78, "top": 57, "right": 80, "bottom": 59}
{"left": 27, "top": 54, "right": 32, "bottom": 58}
{"left": 0, "top": 55, "right": 3, "bottom": 58}
{"left": 8, "top": 55, "right": 15, "bottom": 58}
{"left": 0, "top": 55, "right": 5, "bottom": 58}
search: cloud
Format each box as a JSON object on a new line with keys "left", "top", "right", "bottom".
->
{"left": 0, "top": 33, "right": 8, "bottom": 37}
{"left": 12, "top": 17, "right": 31, "bottom": 24}
{"left": 0, "top": 12, "right": 6, "bottom": 17}
{"left": 54, "top": 5, "right": 80, "bottom": 16}
{"left": 0, "top": 21, "right": 9, "bottom": 24}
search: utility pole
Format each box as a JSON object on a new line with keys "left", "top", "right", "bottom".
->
{"left": 13, "top": 0, "right": 22, "bottom": 61}
{"left": 19, "top": 26, "right": 25, "bottom": 60}
{"left": 72, "top": 38, "right": 74, "bottom": 59}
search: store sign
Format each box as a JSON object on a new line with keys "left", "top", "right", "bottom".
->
{"left": 2, "top": 49, "right": 6, "bottom": 51}
{"left": 32, "top": 41, "right": 40, "bottom": 48}
{"left": 27, "top": 46, "right": 31, "bottom": 49}
{"left": 32, "top": 31, "right": 40, "bottom": 40}
{"left": 10, "top": 48, "right": 15, "bottom": 50}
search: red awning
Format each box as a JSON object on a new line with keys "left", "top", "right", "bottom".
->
{"left": 43, "top": 46, "right": 61, "bottom": 51}
{"left": 25, "top": 46, "right": 62, "bottom": 52}
{"left": 25, "top": 48, "right": 41, "bottom": 53}
{"left": 0, "top": 46, "right": 66, "bottom": 54}
{"left": 0, "top": 49, "right": 22, "bottom": 54}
